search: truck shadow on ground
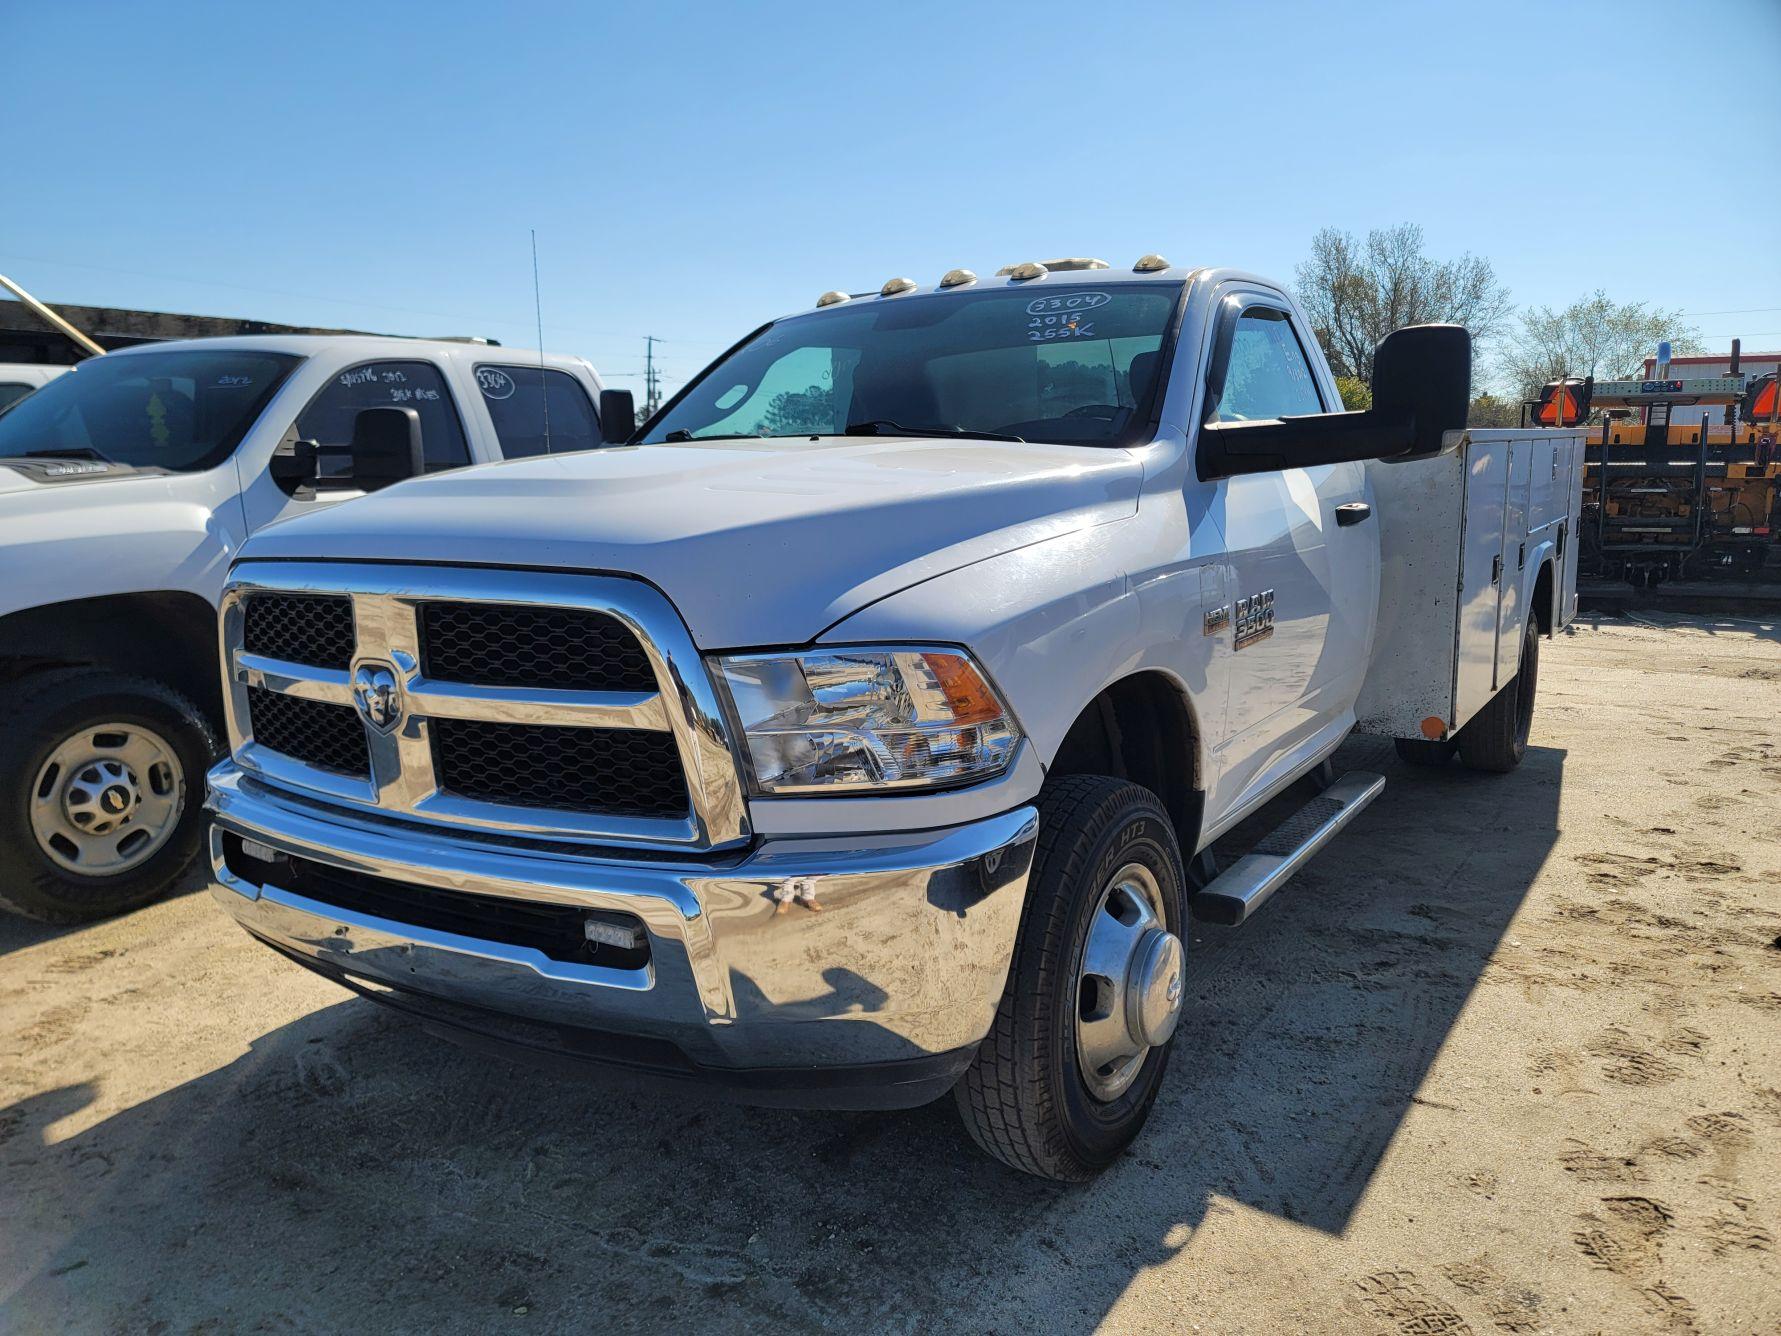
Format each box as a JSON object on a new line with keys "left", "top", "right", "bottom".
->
{"left": 1, "top": 736, "right": 1564, "bottom": 1333}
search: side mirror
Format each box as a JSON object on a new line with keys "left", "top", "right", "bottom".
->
{"left": 344, "top": 406, "right": 425, "bottom": 489}
{"left": 1197, "top": 323, "right": 1471, "bottom": 479}
{"left": 1370, "top": 323, "right": 1471, "bottom": 458}
{"left": 598, "top": 389, "right": 636, "bottom": 444}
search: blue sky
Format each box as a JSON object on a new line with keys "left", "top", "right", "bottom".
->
{"left": 7, "top": 0, "right": 1778, "bottom": 394}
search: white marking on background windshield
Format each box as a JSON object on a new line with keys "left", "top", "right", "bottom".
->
{"left": 1025, "top": 291, "right": 1110, "bottom": 316}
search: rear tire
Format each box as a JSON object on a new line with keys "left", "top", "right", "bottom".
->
{"left": 954, "top": 775, "right": 1187, "bottom": 1182}
{"left": 0, "top": 669, "right": 220, "bottom": 924}
{"left": 1457, "top": 613, "right": 1540, "bottom": 773}
{"left": 1394, "top": 737, "right": 1456, "bottom": 768}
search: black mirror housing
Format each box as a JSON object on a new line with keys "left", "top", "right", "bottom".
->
{"left": 598, "top": 389, "right": 636, "bottom": 444}
{"left": 346, "top": 406, "right": 425, "bottom": 489}
{"left": 1370, "top": 323, "right": 1471, "bottom": 459}
{"left": 1197, "top": 323, "right": 1472, "bottom": 480}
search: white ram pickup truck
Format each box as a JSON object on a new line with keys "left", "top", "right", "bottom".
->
{"left": 0, "top": 335, "right": 631, "bottom": 924}
{"left": 203, "top": 260, "right": 1583, "bottom": 1179}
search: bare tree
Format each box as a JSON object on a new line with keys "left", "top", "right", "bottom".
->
{"left": 1497, "top": 291, "right": 1703, "bottom": 401}
{"left": 1294, "top": 224, "right": 1512, "bottom": 385}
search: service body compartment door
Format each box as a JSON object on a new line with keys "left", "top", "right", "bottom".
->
{"left": 1454, "top": 439, "right": 1509, "bottom": 724}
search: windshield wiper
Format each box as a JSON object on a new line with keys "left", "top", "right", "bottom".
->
{"left": 844, "top": 420, "right": 1026, "bottom": 444}
{"left": 19, "top": 446, "right": 114, "bottom": 464}
{"left": 663, "top": 430, "right": 762, "bottom": 443}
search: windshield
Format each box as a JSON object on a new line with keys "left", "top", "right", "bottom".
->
{"left": 0, "top": 349, "right": 302, "bottom": 471}
{"left": 641, "top": 281, "right": 1183, "bottom": 448}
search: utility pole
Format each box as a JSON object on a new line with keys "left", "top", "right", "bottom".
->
{"left": 643, "top": 335, "right": 663, "bottom": 416}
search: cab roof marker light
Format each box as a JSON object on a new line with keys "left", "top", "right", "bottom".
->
{"left": 938, "top": 268, "right": 977, "bottom": 289}
{"left": 1133, "top": 253, "right": 1171, "bottom": 272}
{"left": 879, "top": 277, "right": 919, "bottom": 297}
{"left": 999, "top": 262, "right": 1049, "bottom": 282}
{"left": 815, "top": 290, "right": 852, "bottom": 308}
{"left": 1035, "top": 257, "right": 1109, "bottom": 272}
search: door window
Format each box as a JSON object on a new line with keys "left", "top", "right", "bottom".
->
{"left": 295, "top": 361, "right": 471, "bottom": 472}
{"left": 474, "top": 365, "right": 602, "bottom": 457}
{"left": 1215, "top": 307, "right": 1325, "bottom": 422}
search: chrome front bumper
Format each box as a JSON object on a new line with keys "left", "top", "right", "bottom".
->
{"left": 207, "top": 763, "right": 1037, "bottom": 1104}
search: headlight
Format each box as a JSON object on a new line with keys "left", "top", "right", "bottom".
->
{"left": 714, "top": 647, "right": 1021, "bottom": 795}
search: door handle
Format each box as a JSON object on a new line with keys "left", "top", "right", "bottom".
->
{"left": 1335, "top": 501, "right": 1372, "bottom": 527}
{"left": 1491, "top": 554, "right": 1504, "bottom": 584}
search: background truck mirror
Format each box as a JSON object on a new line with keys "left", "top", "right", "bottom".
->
{"left": 267, "top": 426, "right": 317, "bottom": 491}
{"left": 1370, "top": 323, "right": 1471, "bottom": 458}
{"left": 599, "top": 388, "right": 636, "bottom": 444}
{"left": 344, "top": 406, "right": 425, "bottom": 489}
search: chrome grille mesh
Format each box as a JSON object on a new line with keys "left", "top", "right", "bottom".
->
{"left": 242, "top": 593, "right": 355, "bottom": 669}
{"left": 432, "top": 718, "right": 687, "bottom": 817}
{"left": 245, "top": 685, "right": 370, "bottom": 776}
{"left": 420, "top": 602, "right": 654, "bottom": 691}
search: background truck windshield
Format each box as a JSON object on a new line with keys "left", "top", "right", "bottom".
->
{"left": 0, "top": 349, "right": 300, "bottom": 471}
{"left": 642, "top": 281, "right": 1182, "bottom": 448}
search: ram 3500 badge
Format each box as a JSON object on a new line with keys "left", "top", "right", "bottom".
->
{"left": 204, "top": 258, "right": 1583, "bottom": 1180}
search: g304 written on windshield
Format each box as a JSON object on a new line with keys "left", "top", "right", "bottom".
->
{"left": 1025, "top": 291, "right": 1111, "bottom": 342}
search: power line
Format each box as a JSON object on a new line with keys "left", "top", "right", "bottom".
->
{"left": 1681, "top": 306, "right": 1781, "bottom": 317}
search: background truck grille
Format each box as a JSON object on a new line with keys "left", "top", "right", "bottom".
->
{"left": 432, "top": 718, "right": 687, "bottom": 817}
{"left": 242, "top": 593, "right": 355, "bottom": 669}
{"left": 420, "top": 602, "right": 655, "bottom": 692}
{"left": 246, "top": 686, "right": 370, "bottom": 777}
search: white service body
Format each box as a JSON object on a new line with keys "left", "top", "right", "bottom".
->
{"left": 1356, "top": 428, "right": 1584, "bottom": 740}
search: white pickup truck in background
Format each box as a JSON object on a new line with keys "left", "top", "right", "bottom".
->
{"left": 0, "top": 335, "right": 632, "bottom": 924}
{"left": 0, "top": 362, "right": 68, "bottom": 412}
{"left": 200, "top": 259, "right": 1583, "bottom": 1179}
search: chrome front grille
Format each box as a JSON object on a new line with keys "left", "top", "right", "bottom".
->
{"left": 221, "top": 561, "right": 750, "bottom": 850}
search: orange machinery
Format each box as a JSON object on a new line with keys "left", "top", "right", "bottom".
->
{"left": 1546, "top": 345, "right": 1781, "bottom": 585}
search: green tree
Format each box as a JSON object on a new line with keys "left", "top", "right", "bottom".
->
{"left": 1467, "top": 393, "right": 1521, "bottom": 428}
{"left": 1334, "top": 376, "right": 1372, "bottom": 411}
{"left": 1497, "top": 291, "right": 1703, "bottom": 402}
{"left": 760, "top": 384, "right": 836, "bottom": 436}
{"left": 1294, "top": 223, "right": 1512, "bottom": 386}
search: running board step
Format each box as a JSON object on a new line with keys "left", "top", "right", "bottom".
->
{"left": 1191, "top": 771, "right": 1386, "bottom": 926}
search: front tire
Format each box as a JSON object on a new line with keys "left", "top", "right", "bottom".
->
{"left": 1457, "top": 613, "right": 1541, "bottom": 773}
{"left": 955, "top": 776, "right": 1187, "bottom": 1181}
{"left": 0, "top": 669, "right": 220, "bottom": 924}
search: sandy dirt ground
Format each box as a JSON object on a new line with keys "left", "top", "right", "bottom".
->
{"left": 2, "top": 614, "right": 1777, "bottom": 1334}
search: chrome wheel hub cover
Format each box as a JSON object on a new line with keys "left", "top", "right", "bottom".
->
{"left": 1074, "top": 862, "right": 1184, "bottom": 1102}
{"left": 30, "top": 724, "right": 184, "bottom": 876}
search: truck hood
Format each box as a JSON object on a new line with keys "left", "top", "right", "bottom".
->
{"left": 0, "top": 464, "right": 238, "bottom": 620}
{"left": 241, "top": 437, "right": 1142, "bottom": 647}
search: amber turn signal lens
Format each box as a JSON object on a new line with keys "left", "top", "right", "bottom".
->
{"left": 924, "top": 652, "right": 1003, "bottom": 725}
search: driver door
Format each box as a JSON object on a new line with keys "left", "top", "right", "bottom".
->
{"left": 1201, "top": 292, "right": 1376, "bottom": 826}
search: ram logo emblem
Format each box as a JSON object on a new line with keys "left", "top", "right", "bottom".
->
{"left": 352, "top": 663, "right": 404, "bottom": 733}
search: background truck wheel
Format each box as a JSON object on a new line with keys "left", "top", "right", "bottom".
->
{"left": 1394, "top": 736, "right": 1456, "bottom": 767}
{"left": 1457, "top": 613, "right": 1540, "bottom": 773}
{"left": 0, "top": 669, "right": 220, "bottom": 925}
{"left": 955, "top": 775, "right": 1187, "bottom": 1182}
